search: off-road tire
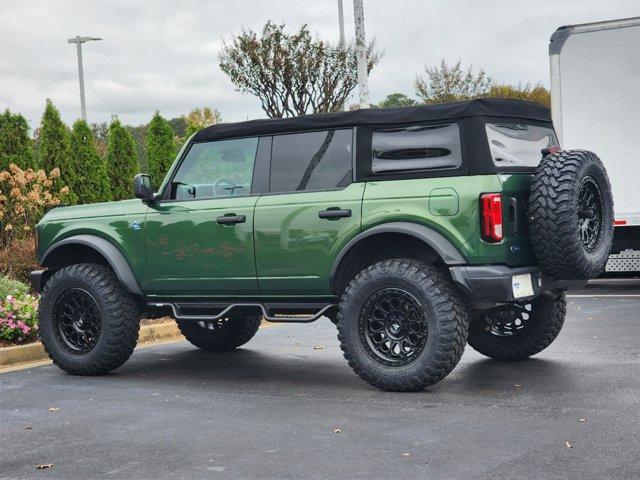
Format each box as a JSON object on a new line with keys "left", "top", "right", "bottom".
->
{"left": 176, "top": 315, "right": 261, "bottom": 351}
{"left": 337, "top": 259, "right": 469, "bottom": 392}
{"left": 39, "top": 263, "right": 140, "bottom": 375}
{"left": 468, "top": 294, "right": 566, "bottom": 360}
{"left": 529, "top": 150, "right": 614, "bottom": 280}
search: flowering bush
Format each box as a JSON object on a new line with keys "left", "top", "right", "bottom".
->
{"left": 0, "top": 276, "right": 38, "bottom": 344}
{"left": 0, "top": 163, "right": 70, "bottom": 249}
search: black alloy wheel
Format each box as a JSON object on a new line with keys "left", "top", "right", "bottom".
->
{"left": 480, "top": 303, "right": 531, "bottom": 337}
{"left": 359, "top": 288, "right": 428, "bottom": 366}
{"left": 577, "top": 176, "right": 604, "bottom": 253}
{"left": 53, "top": 288, "right": 102, "bottom": 354}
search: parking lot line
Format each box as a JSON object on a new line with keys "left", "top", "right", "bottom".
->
{"left": 567, "top": 294, "right": 640, "bottom": 297}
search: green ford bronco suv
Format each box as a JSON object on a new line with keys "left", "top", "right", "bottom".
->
{"left": 31, "top": 98, "right": 614, "bottom": 391}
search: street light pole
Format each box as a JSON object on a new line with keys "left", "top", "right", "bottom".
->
{"left": 353, "top": 0, "right": 369, "bottom": 108}
{"left": 337, "top": 0, "right": 345, "bottom": 47}
{"left": 67, "top": 36, "right": 102, "bottom": 121}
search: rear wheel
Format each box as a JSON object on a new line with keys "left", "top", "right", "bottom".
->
{"left": 337, "top": 259, "right": 469, "bottom": 391}
{"left": 176, "top": 315, "right": 261, "bottom": 351}
{"left": 467, "top": 294, "right": 566, "bottom": 360}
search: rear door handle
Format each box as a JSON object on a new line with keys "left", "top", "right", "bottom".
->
{"left": 216, "top": 214, "right": 246, "bottom": 225}
{"left": 318, "top": 208, "right": 352, "bottom": 219}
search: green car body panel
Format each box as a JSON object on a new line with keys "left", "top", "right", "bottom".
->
{"left": 36, "top": 173, "right": 534, "bottom": 298}
{"left": 145, "top": 196, "right": 260, "bottom": 297}
{"left": 37, "top": 199, "right": 149, "bottom": 290}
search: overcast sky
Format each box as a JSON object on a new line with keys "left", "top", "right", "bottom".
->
{"left": 0, "top": 0, "right": 638, "bottom": 130}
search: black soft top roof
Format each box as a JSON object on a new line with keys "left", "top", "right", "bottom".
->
{"left": 193, "top": 98, "right": 551, "bottom": 142}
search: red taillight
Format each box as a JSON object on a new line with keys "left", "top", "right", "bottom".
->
{"left": 480, "top": 193, "right": 503, "bottom": 242}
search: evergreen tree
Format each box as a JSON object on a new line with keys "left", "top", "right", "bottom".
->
{"left": 127, "top": 124, "right": 148, "bottom": 173}
{"left": 0, "top": 109, "right": 35, "bottom": 170}
{"left": 146, "top": 111, "right": 176, "bottom": 188}
{"left": 106, "top": 118, "right": 139, "bottom": 201}
{"left": 70, "top": 120, "right": 112, "bottom": 204}
{"left": 38, "top": 100, "right": 77, "bottom": 203}
{"left": 377, "top": 93, "right": 418, "bottom": 108}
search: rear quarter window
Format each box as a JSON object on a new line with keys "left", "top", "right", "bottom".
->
{"left": 486, "top": 123, "right": 558, "bottom": 168}
{"left": 371, "top": 124, "right": 462, "bottom": 174}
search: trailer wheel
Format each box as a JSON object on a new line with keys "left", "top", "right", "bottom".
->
{"left": 529, "top": 150, "right": 614, "bottom": 280}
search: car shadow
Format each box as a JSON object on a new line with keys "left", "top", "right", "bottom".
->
{"left": 107, "top": 342, "right": 579, "bottom": 399}
{"left": 116, "top": 346, "right": 361, "bottom": 391}
{"left": 449, "top": 356, "right": 578, "bottom": 392}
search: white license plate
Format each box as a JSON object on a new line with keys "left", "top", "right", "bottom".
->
{"left": 512, "top": 273, "right": 534, "bottom": 299}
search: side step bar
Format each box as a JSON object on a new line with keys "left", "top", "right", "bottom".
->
{"left": 147, "top": 302, "right": 336, "bottom": 323}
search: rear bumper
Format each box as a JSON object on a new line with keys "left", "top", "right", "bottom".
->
{"left": 449, "top": 265, "right": 586, "bottom": 304}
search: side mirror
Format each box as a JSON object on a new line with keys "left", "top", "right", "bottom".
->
{"left": 133, "top": 173, "right": 155, "bottom": 202}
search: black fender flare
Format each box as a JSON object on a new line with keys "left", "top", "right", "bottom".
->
{"left": 41, "top": 234, "right": 143, "bottom": 296}
{"left": 329, "top": 222, "right": 467, "bottom": 288}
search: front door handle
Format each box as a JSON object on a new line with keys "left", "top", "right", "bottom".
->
{"left": 318, "top": 208, "right": 352, "bottom": 219}
{"left": 216, "top": 214, "right": 246, "bottom": 225}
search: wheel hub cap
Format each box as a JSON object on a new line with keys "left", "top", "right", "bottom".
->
{"left": 53, "top": 288, "right": 102, "bottom": 354}
{"left": 577, "top": 176, "right": 604, "bottom": 253}
{"left": 483, "top": 303, "right": 531, "bottom": 337}
{"left": 359, "top": 288, "right": 428, "bottom": 366}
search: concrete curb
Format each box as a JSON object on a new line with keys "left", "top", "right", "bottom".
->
{"left": 0, "top": 321, "right": 184, "bottom": 369}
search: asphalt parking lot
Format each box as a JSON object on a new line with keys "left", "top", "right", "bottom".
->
{"left": 2, "top": 279, "right": 639, "bottom": 480}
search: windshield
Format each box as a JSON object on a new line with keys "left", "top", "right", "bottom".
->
{"left": 485, "top": 123, "right": 558, "bottom": 168}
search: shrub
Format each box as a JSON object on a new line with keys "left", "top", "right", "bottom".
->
{"left": 146, "top": 112, "right": 176, "bottom": 189}
{"left": 106, "top": 119, "right": 139, "bottom": 200}
{"left": 70, "top": 119, "right": 112, "bottom": 204}
{"left": 415, "top": 60, "right": 492, "bottom": 104}
{"left": 487, "top": 83, "right": 551, "bottom": 108}
{"left": 0, "top": 276, "right": 39, "bottom": 344}
{"left": 0, "top": 164, "right": 70, "bottom": 248}
{"left": 0, "top": 274, "right": 29, "bottom": 299}
{"left": 0, "top": 237, "right": 38, "bottom": 284}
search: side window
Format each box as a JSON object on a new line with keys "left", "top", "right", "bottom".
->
{"left": 485, "top": 123, "right": 558, "bottom": 168}
{"left": 171, "top": 137, "right": 258, "bottom": 200}
{"left": 269, "top": 129, "right": 353, "bottom": 193}
{"left": 372, "top": 124, "right": 462, "bottom": 174}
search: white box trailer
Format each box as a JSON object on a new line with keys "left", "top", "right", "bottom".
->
{"left": 549, "top": 17, "right": 640, "bottom": 273}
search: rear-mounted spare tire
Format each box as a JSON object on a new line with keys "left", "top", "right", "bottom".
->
{"left": 529, "top": 150, "right": 613, "bottom": 280}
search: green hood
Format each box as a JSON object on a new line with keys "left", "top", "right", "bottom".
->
{"left": 39, "top": 199, "right": 147, "bottom": 224}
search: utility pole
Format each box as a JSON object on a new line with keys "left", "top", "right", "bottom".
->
{"left": 337, "top": 0, "right": 345, "bottom": 47}
{"left": 352, "top": 0, "right": 369, "bottom": 108}
{"left": 67, "top": 35, "right": 102, "bottom": 121}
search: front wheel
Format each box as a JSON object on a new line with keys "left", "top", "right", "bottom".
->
{"left": 467, "top": 294, "right": 567, "bottom": 360}
{"left": 39, "top": 263, "right": 140, "bottom": 375}
{"left": 337, "top": 259, "right": 469, "bottom": 392}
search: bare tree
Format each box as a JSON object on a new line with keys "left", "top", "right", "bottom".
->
{"left": 219, "top": 21, "right": 380, "bottom": 118}
{"left": 415, "top": 60, "right": 492, "bottom": 104}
